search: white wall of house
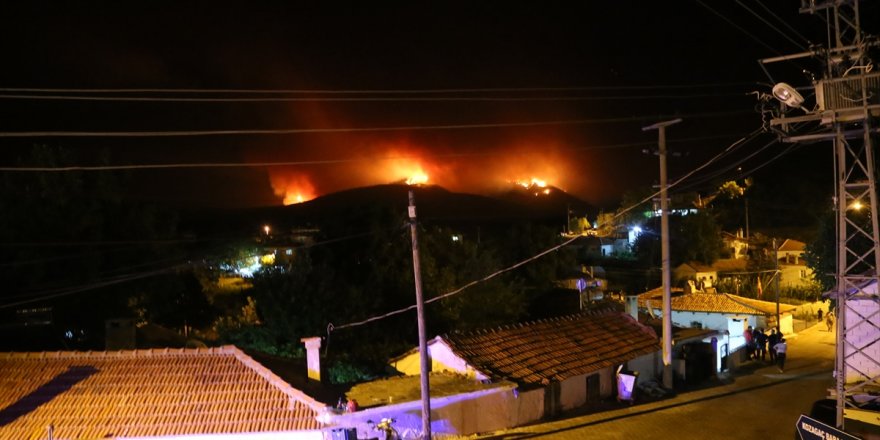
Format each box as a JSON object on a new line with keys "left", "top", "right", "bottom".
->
{"left": 391, "top": 339, "right": 489, "bottom": 381}
{"left": 128, "top": 431, "right": 325, "bottom": 440}
{"left": 625, "top": 351, "right": 660, "bottom": 380}
{"left": 557, "top": 368, "right": 616, "bottom": 411}
{"left": 326, "top": 385, "right": 541, "bottom": 438}
{"left": 778, "top": 262, "right": 815, "bottom": 289}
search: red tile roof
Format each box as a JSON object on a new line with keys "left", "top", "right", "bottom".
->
{"left": 441, "top": 310, "right": 659, "bottom": 386}
{"left": 638, "top": 290, "right": 797, "bottom": 315}
{"left": 778, "top": 239, "right": 806, "bottom": 252}
{"left": 0, "top": 346, "right": 324, "bottom": 439}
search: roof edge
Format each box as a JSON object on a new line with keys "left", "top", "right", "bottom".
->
{"left": 227, "top": 345, "right": 327, "bottom": 413}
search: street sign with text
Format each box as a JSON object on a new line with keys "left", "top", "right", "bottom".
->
{"left": 796, "top": 414, "right": 860, "bottom": 440}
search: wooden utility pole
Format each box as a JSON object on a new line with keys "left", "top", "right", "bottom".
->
{"left": 408, "top": 190, "right": 432, "bottom": 439}
{"left": 643, "top": 118, "right": 681, "bottom": 390}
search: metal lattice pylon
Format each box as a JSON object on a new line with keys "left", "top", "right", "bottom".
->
{"left": 765, "top": 0, "right": 880, "bottom": 431}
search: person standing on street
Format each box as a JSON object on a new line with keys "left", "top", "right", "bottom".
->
{"left": 767, "top": 328, "right": 779, "bottom": 363}
{"left": 773, "top": 337, "right": 788, "bottom": 373}
{"left": 745, "top": 325, "right": 755, "bottom": 360}
{"left": 826, "top": 312, "right": 834, "bottom": 332}
{"left": 755, "top": 328, "right": 768, "bottom": 362}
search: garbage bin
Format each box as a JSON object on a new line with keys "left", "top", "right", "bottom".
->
{"left": 616, "top": 367, "right": 639, "bottom": 404}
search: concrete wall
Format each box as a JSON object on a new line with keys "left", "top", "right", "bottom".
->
{"left": 844, "top": 297, "right": 880, "bottom": 384}
{"left": 558, "top": 368, "right": 615, "bottom": 411}
{"left": 324, "top": 385, "right": 541, "bottom": 438}
{"left": 669, "top": 310, "right": 758, "bottom": 331}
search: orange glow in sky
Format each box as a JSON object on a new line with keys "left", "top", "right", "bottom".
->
{"left": 381, "top": 155, "right": 432, "bottom": 186}
{"left": 269, "top": 173, "right": 317, "bottom": 205}
{"left": 259, "top": 138, "right": 587, "bottom": 206}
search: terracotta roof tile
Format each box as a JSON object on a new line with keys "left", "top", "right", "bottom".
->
{"left": 0, "top": 345, "right": 324, "bottom": 439}
{"left": 441, "top": 310, "right": 659, "bottom": 385}
{"left": 638, "top": 290, "right": 797, "bottom": 315}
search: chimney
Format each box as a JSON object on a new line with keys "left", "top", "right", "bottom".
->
{"left": 301, "top": 337, "right": 322, "bottom": 382}
{"left": 625, "top": 295, "right": 639, "bottom": 321}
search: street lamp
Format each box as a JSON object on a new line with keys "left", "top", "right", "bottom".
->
{"left": 771, "top": 82, "right": 806, "bottom": 110}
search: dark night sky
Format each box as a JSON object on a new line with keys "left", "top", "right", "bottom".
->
{"left": 0, "top": 1, "right": 866, "bottom": 209}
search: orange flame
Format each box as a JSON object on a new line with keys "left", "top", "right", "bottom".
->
{"left": 514, "top": 177, "right": 549, "bottom": 189}
{"left": 379, "top": 153, "right": 431, "bottom": 186}
{"left": 270, "top": 173, "right": 317, "bottom": 205}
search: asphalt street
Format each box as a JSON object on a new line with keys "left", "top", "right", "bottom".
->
{"left": 478, "top": 323, "right": 836, "bottom": 439}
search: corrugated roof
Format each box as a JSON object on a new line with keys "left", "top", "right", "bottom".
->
{"left": 440, "top": 310, "right": 659, "bottom": 386}
{"left": 0, "top": 346, "right": 324, "bottom": 439}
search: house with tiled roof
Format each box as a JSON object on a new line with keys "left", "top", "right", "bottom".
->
{"left": 0, "top": 346, "right": 328, "bottom": 440}
{"left": 638, "top": 288, "right": 797, "bottom": 371}
{"left": 775, "top": 239, "right": 816, "bottom": 289}
{"left": 674, "top": 259, "right": 748, "bottom": 293}
{"left": 721, "top": 229, "right": 749, "bottom": 259}
{"left": 389, "top": 310, "right": 660, "bottom": 423}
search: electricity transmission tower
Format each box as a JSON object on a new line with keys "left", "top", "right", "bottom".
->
{"left": 762, "top": 0, "right": 879, "bottom": 432}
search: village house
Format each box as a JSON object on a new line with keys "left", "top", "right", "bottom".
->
{"left": 0, "top": 346, "right": 327, "bottom": 440}
{"left": 637, "top": 287, "right": 797, "bottom": 371}
{"left": 721, "top": 229, "right": 749, "bottom": 259}
{"left": 387, "top": 310, "right": 661, "bottom": 433}
{"left": 776, "top": 239, "right": 815, "bottom": 289}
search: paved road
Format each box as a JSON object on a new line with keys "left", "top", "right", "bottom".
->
{"left": 478, "top": 323, "right": 836, "bottom": 439}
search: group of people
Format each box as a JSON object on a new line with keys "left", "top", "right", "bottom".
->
{"left": 745, "top": 325, "right": 788, "bottom": 373}
{"left": 336, "top": 397, "right": 359, "bottom": 413}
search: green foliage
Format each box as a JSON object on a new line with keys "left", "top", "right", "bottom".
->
{"left": 804, "top": 211, "right": 836, "bottom": 292}
{"left": 130, "top": 271, "right": 214, "bottom": 330}
{"left": 327, "top": 361, "right": 376, "bottom": 385}
{"left": 0, "top": 145, "right": 180, "bottom": 349}
{"left": 676, "top": 210, "right": 723, "bottom": 265}
{"left": 217, "top": 324, "right": 302, "bottom": 358}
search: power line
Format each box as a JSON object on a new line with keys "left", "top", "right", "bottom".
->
{"left": 751, "top": 0, "right": 814, "bottom": 47}
{"left": 0, "top": 92, "right": 753, "bottom": 103}
{"left": 0, "top": 110, "right": 753, "bottom": 139}
{"left": 0, "top": 265, "right": 185, "bottom": 309}
{"left": 735, "top": 0, "right": 808, "bottom": 51}
{"left": 328, "top": 128, "right": 765, "bottom": 332}
{"left": 0, "top": 131, "right": 753, "bottom": 172}
{"left": 695, "top": 0, "right": 788, "bottom": 57}
{"left": 0, "top": 83, "right": 761, "bottom": 95}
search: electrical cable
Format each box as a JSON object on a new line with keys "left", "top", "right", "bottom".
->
{"left": 735, "top": 0, "right": 809, "bottom": 51}
{"left": 0, "top": 92, "right": 754, "bottom": 103}
{"left": 0, "top": 265, "right": 186, "bottom": 309}
{"left": 0, "top": 83, "right": 761, "bottom": 95}
{"left": 327, "top": 128, "right": 765, "bottom": 332}
{"left": 0, "top": 110, "right": 753, "bottom": 138}
{"left": 752, "top": 0, "right": 814, "bottom": 47}
{"left": 0, "top": 131, "right": 754, "bottom": 172}
{"left": 695, "top": 0, "right": 789, "bottom": 57}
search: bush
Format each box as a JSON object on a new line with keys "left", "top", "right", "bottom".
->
{"left": 328, "top": 361, "right": 376, "bottom": 385}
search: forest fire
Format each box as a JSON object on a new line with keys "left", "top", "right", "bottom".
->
{"left": 515, "top": 177, "right": 548, "bottom": 189}
{"left": 270, "top": 173, "right": 317, "bottom": 205}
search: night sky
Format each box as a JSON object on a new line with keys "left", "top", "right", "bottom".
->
{"left": 0, "top": 2, "right": 863, "bottom": 209}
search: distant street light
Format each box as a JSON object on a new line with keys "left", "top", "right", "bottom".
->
{"left": 263, "top": 225, "right": 270, "bottom": 235}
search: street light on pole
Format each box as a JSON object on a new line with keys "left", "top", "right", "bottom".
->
{"left": 643, "top": 118, "right": 682, "bottom": 390}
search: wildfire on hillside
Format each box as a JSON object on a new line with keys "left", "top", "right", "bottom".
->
{"left": 270, "top": 173, "right": 317, "bottom": 205}
{"left": 512, "top": 177, "right": 554, "bottom": 196}
{"left": 259, "top": 136, "right": 587, "bottom": 205}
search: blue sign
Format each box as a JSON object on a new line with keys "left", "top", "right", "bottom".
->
{"left": 796, "top": 414, "right": 860, "bottom": 440}
{"left": 576, "top": 278, "right": 587, "bottom": 292}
